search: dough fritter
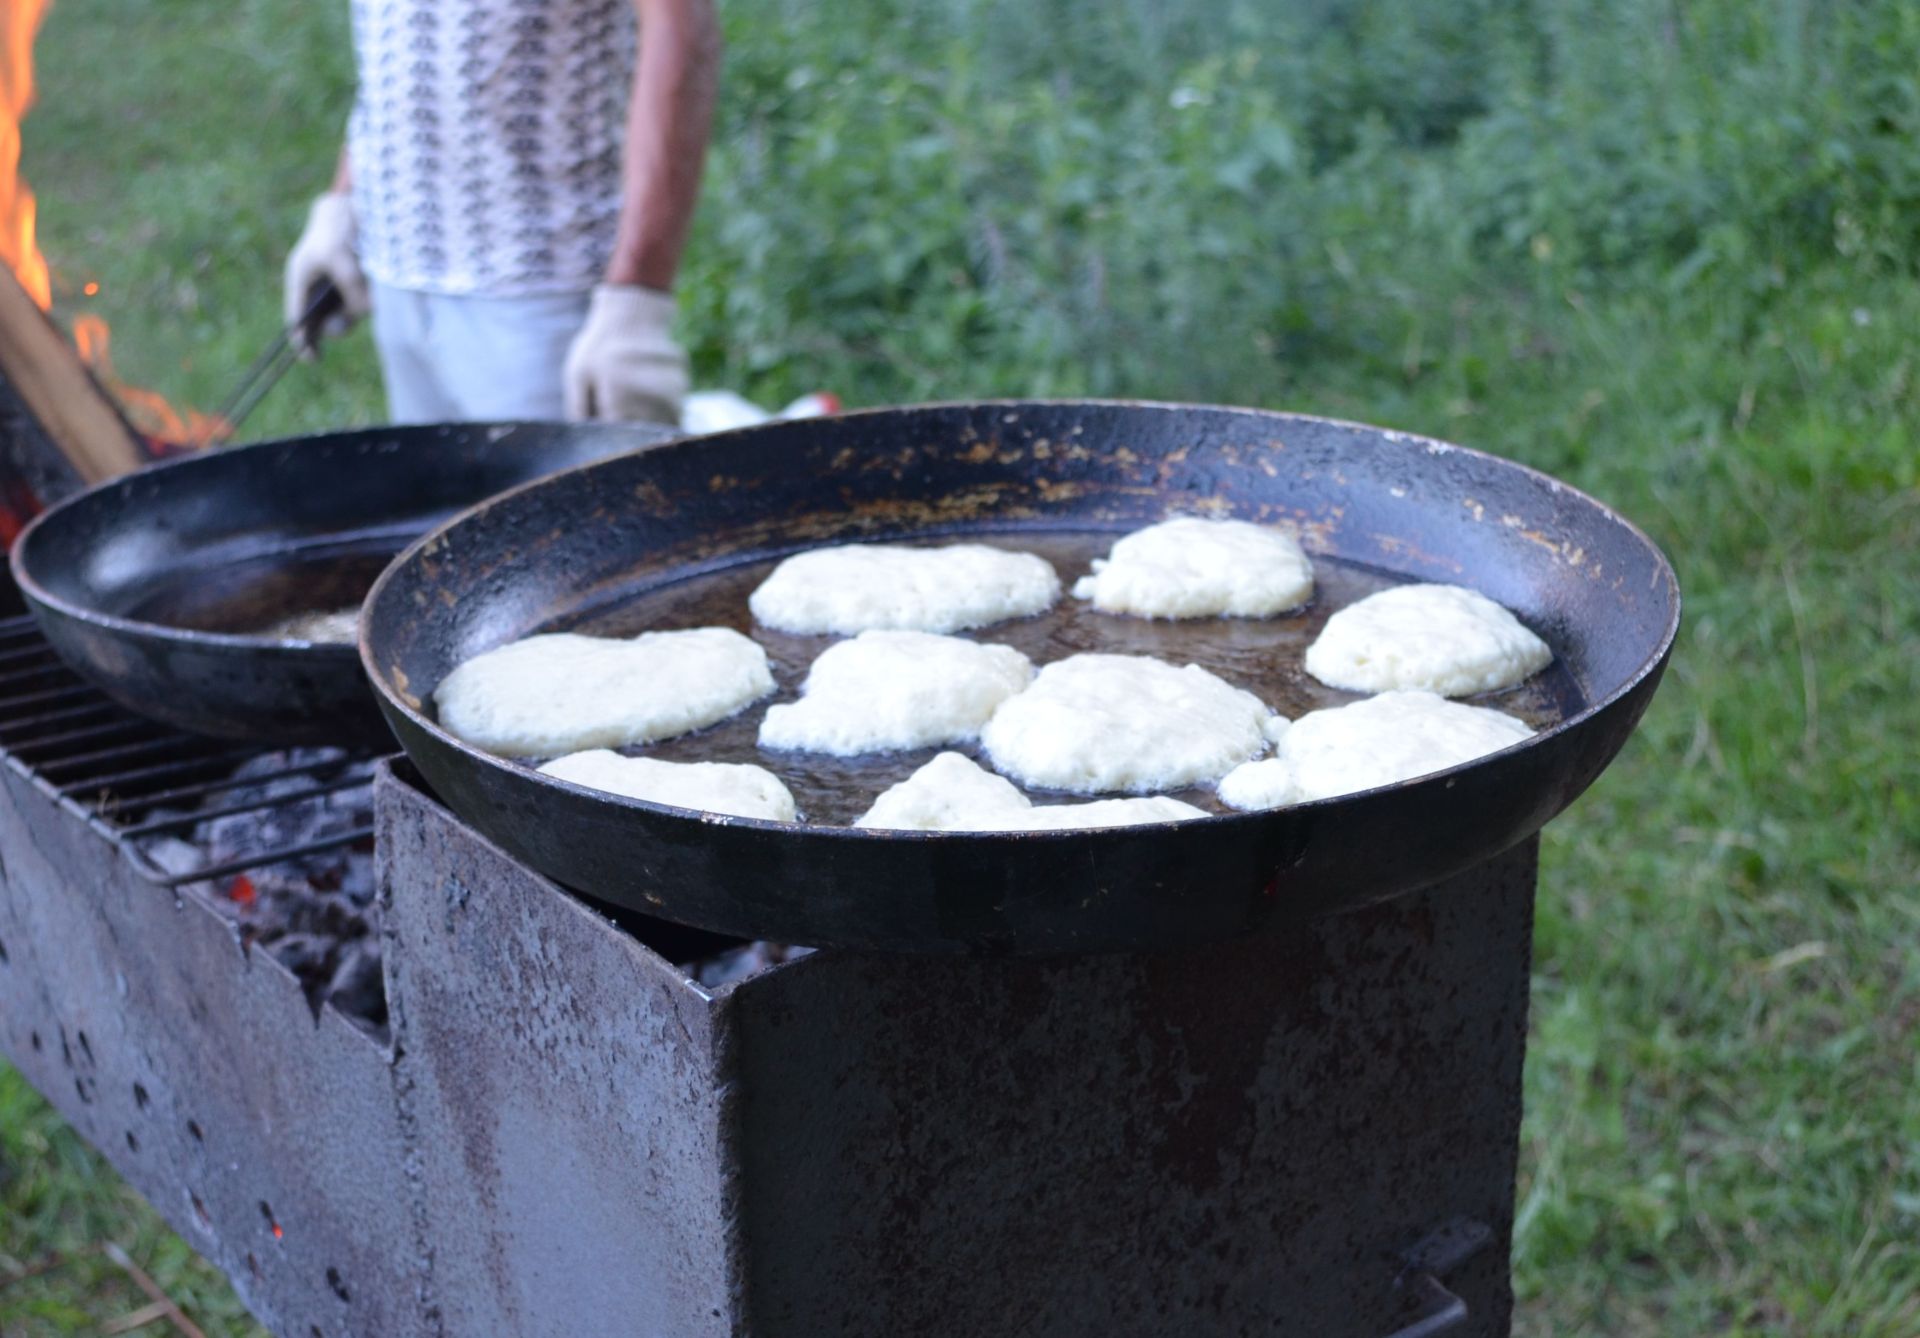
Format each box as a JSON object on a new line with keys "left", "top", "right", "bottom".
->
{"left": 435, "top": 627, "right": 774, "bottom": 758}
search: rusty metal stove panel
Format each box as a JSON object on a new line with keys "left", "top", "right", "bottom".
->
{"left": 0, "top": 761, "right": 419, "bottom": 1338}
{"left": 722, "top": 862, "right": 1534, "bottom": 1336}
{"left": 375, "top": 767, "right": 743, "bottom": 1336}
{"left": 5, "top": 732, "right": 1535, "bottom": 1338}
{"left": 377, "top": 767, "right": 1534, "bottom": 1338}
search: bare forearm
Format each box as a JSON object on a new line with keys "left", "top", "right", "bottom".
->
{"left": 330, "top": 145, "right": 351, "bottom": 194}
{"left": 606, "top": 0, "right": 720, "bottom": 290}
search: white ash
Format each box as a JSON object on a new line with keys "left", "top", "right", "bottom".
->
{"left": 131, "top": 748, "right": 383, "bottom": 1031}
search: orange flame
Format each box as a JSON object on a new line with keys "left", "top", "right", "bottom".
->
{"left": 3, "top": 0, "right": 226, "bottom": 449}
{"left": 1, "top": 0, "right": 51, "bottom": 310}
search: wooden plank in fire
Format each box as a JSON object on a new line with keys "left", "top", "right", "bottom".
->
{"left": 0, "top": 266, "right": 146, "bottom": 486}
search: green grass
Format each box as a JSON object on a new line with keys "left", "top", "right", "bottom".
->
{"left": 23, "top": 0, "right": 378, "bottom": 440}
{"left": 5, "top": 0, "right": 1919, "bottom": 1333}
{"left": 0, "top": 1074, "right": 261, "bottom": 1336}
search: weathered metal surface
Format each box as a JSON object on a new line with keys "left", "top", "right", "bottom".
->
{"left": 363, "top": 400, "right": 1675, "bottom": 953}
{"left": 381, "top": 763, "right": 1534, "bottom": 1337}
{"left": 4, "top": 748, "right": 1535, "bottom": 1338}
{"left": 376, "top": 766, "right": 743, "bottom": 1337}
{"left": 0, "top": 756, "right": 422, "bottom": 1338}
{"left": 12, "top": 420, "right": 677, "bottom": 746}
{"left": 722, "top": 843, "right": 1536, "bottom": 1336}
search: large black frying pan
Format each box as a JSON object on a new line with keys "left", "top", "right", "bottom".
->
{"left": 12, "top": 421, "right": 676, "bottom": 747}
{"left": 363, "top": 402, "right": 1679, "bottom": 955}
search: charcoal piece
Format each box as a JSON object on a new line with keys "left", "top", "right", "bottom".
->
{"left": 325, "top": 944, "right": 387, "bottom": 1030}
{"left": 267, "top": 931, "right": 335, "bottom": 979}
{"left": 128, "top": 748, "right": 385, "bottom": 1031}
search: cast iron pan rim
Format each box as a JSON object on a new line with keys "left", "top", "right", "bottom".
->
{"left": 10, "top": 421, "right": 555, "bottom": 655}
{"left": 362, "top": 399, "right": 1682, "bottom": 842}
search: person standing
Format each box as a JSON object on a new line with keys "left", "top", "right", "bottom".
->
{"left": 283, "top": 0, "right": 720, "bottom": 425}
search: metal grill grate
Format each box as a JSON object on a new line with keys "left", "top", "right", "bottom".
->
{"left": 0, "top": 614, "right": 377, "bottom": 887}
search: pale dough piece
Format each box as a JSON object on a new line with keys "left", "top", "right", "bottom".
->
{"left": 980, "top": 653, "right": 1285, "bottom": 794}
{"left": 435, "top": 628, "right": 774, "bottom": 758}
{"left": 1071, "top": 516, "right": 1314, "bottom": 618}
{"left": 1304, "top": 583, "right": 1551, "bottom": 697}
{"left": 1217, "top": 690, "right": 1534, "bottom": 810}
{"left": 539, "top": 749, "right": 797, "bottom": 822}
{"left": 258, "top": 607, "right": 359, "bottom": 643}
{"left": 1214, "top": 758, "right": 1311, "bottom": 812}
{"left": 856, "top": 751, "right": 1206, "bottom": 831}
{"left": 1005, "top": 796, "right": 1208, "bottom": 831}
{"left": 855, "top": 750, "right": 1028, "bottom": 830}
{"left": 748, "top": 542, "right": 1060, "bottom": 635}
{"left": 758, "top": 630, "right": 1034, "bottom": 755}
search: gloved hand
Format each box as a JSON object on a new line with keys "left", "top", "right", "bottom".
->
{"left": 562, "top": 285, "right": 690, "bottom": 424}
{"left": 283, "top": 192, "right": 371, "bottom": 356}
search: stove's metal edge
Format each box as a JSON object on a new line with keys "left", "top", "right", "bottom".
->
{"left": 373, "top": 761, "right": 748, "bottom": 1336}
{"left": 0, "top": 757, "right": 417, "bottom": 1337}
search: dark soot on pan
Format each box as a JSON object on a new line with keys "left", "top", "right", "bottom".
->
{"left": 512, "top": 532, "right": 1586, "bottom": 829}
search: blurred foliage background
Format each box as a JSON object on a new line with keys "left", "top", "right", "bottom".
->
{"left": 4, "top": 0, "right": 1917, "bottom": 1333}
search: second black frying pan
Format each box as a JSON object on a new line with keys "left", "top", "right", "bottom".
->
{"left": 362, "top": 401, "right": 1680, "bottom": 955}
{"left": 12, "top": 421, "right": 677, "bottom": 747}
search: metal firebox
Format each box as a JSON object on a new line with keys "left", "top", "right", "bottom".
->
{"left": 0, "top": 678, "right": 1535, "bottom": 1337}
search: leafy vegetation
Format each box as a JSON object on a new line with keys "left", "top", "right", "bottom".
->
{"left": 5, "top": 0, "right": 1916, "bottom": 1332}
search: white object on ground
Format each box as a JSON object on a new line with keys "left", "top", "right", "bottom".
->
{"left": 538, "top": 749, "right": 796, "bottom": 822}
{"left": 1071, "top": 516, "right": 1314, "bottom": 618}
{"left": 980, "top": 652, "right": 1285, "bottom": 794}
{"left": 856, "top": 751, "right": 1206, "bottom": 832}
{"left": 680, "top": 390, "right": 840, "bottom": 435}
{"left": 758, "top": 631, "right": 1034, "bottom": 755}
{"left": 434, "top": 627, "right": 774, "bottom": 758}
{"left": 749, "top": 543, "right": 1061, "bottom": 636}
{"left": 1303, "top": 582, "right": 1552, "bottom": 697}
{"left": 1217, "top": 689, "right": 1534, "bottom": 810}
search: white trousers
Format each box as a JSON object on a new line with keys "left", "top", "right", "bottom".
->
{"left": 369, "top": 280, "right": 591, "bottom": 423}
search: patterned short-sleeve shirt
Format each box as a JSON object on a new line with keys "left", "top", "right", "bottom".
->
{"left": 348, "top": 0, "right": 635, "bottom": 296}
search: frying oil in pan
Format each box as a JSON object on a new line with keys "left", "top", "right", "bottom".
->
{"left": 125, "top": 549, "right": 393, "bottom": 640}
{"left": 539, "top": 532, "right": 1587, "bottom": 829}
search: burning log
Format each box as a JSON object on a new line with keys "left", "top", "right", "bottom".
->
{"left": 0, "top": 265, "right": 146, "bottom": 490}
{"left": 0, "top": 0, "right": 186, "bottom": 516}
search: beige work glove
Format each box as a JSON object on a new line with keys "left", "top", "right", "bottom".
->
{"left": 562, "top": 285, "right": 690, "bottom": 424}
{"left": 284, "top": 192, "right": 371, "bottom": 356}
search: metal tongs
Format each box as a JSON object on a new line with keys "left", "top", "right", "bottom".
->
{"left": 205, "top": 279, "right": 344, "bottom": 446}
